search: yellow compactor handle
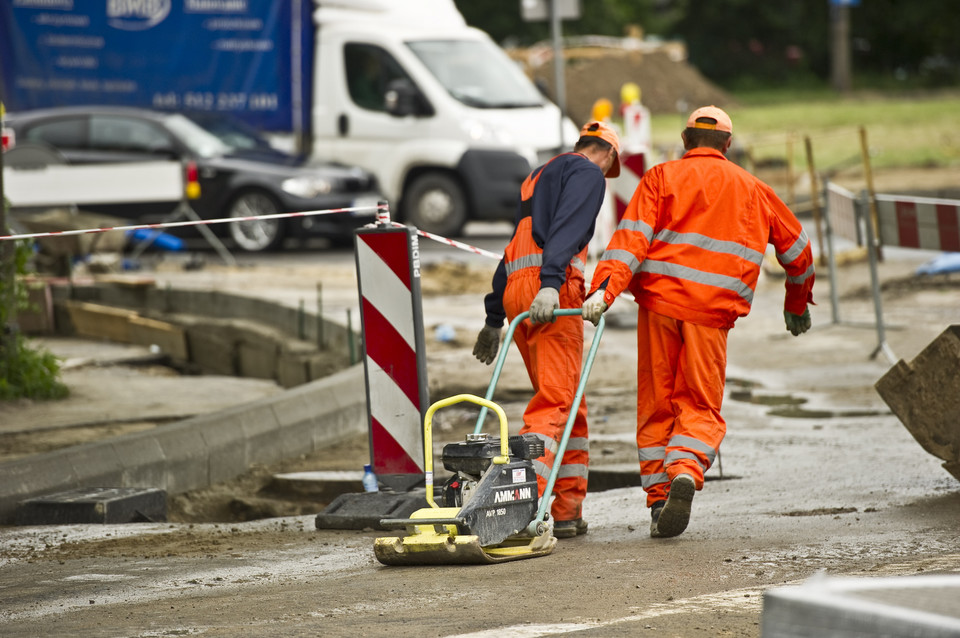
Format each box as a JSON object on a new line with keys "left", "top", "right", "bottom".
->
{"left": 422, "top": 394, "right": 509, "bottom": 509}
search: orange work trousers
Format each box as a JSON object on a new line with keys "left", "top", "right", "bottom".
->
{"left": 636, "top": 305, "right": 728, "bottom": 507}
{"left": 503, "top": 270, "right": 589, "bottom": 522}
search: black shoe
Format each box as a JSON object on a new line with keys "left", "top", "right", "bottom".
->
{"left": 650, "top": 474, "right": 695, "bottom": 538}
{"left": 554, "top": 518, "right": 588, "bottom": 538}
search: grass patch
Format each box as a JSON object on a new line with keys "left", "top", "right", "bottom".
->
{"left": 649, "top": 90, "right": 960, "bottom": 174}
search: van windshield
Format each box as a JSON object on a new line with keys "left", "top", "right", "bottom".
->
{"left": 406, "top": 39, "right": 544, "bottom": 109}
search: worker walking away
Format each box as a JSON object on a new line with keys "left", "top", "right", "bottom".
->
{"left": 582, "top": 106, "right": 814, "bottom": 538}
{"left": 473, "top": 121, "right": 621, "bottom": 539}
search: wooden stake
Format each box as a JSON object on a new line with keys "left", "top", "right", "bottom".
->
{"left": 786, "top": 133, "right": 796, "bottom": 210}
{"left": 803, "top": 135, "right": 827, "bottom": 267}
{"left": 859, "top": 126, "right": 883, "bottom": 262}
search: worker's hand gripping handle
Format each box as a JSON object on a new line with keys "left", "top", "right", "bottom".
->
{"left": 474, "top": 309, "right": 604, "bottom": 433}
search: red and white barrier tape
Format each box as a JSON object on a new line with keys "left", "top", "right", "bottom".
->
{"left": 0, "top": 200, "right": 504, "bottom": 261}
{"left": 390, "top": 222, "right": 502, "bottom": 261}
{"left": 0, "top": 204, "right": 382, "bottom": 242}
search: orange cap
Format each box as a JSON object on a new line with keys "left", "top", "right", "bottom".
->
{"left": 579, "top": 120, "right": 621, "bottom": 177}
{"left": 686, "top": 105, "right": 733, "bottom": 134}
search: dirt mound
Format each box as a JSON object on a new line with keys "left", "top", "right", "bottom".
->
{"left": 527, "top": 49, "right": 734, "bottom": 125}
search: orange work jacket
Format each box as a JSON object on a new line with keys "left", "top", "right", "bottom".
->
{"left": 589, "top": 148, "right": 814, "bottom": 329}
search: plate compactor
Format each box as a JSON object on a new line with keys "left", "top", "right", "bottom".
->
{"left": 374, "top": 309, "right": 604, "bottom": 566}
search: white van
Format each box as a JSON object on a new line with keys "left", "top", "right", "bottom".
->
{"left": 311, "top": 0, "right": 579, "bottom": 236}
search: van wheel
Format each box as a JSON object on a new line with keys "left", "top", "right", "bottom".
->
{"left": 227, "top": 190, "right": 285, "bottom": 252}
{"left": 403, "top": 173, "right": 467, "bottom": 237}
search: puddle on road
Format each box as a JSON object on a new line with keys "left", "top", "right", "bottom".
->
{"left": 726, "top": 378, "right": 888, "bottom": 419}
{"left": 782, "top": 506, "right": 861, "bottom": 517}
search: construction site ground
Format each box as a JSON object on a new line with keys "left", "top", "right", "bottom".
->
{"left": 1, "top": 200, "right": 958, "bottom": 635}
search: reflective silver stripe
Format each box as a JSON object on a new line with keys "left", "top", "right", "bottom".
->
{"left": 530, "top": 433, "right": 587, "bottom": 457}
{"left": 533, "top": 459, "right": 588, "bottom": 481}
{"left": 556, "top": 463, "right": 588, "bottom": 480}
{"left": 641, "top": 472, "right": 669, "bottom": 489}
{"left": 533, "top": 459, "right": 551, "bottom": 480}
{"left": 668, "top": 434, "right": 717, "bottom": 465}
{"left": 617, "top": 217, "right": 654, "bottom": 242}
{"left": 654, "top": 229, "right": 765, "bottom": 266}
{"left": 641, "top": 260, "right": 754, "bottom": 304}
{"left": 777, "top": 230, "right": 809, "bottom": 264}
{"left": 665, "top": 450, "right": 707, "bottom": 471}
{"left": 504, "top": 253, "right": 585, "bottom": 275}
{"left": 600, "top": 248, "right": 642, "bottom": 274}
{"left": 505, "top": 253, "right": 541, "bottom": 275}
{"left": 530, "top": 432, "right": 558, "bottom": 456}
{"left": 786, "top": 263, "right": 815, "bottom": 285}
{"left": 562, "top": 436, "right": 590, "bottom": 453}
{"left": 638, "top": 446, "right": 666, "bottom": 462}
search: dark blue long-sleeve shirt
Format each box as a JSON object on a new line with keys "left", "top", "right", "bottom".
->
{"left": 483, "top": 152, "right": 607, "bottom": 328}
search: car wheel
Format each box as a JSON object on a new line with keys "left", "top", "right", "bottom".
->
{"left": 402, "top": 172, "right": 467, "bottom": 237}
{"left": 227, "top": 190, "right": 284, "bottom": 252}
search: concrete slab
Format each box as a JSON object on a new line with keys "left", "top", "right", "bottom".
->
{"left": 65, "top": 301, "right": 137, "bottom": 342}
{"left": 128, "top": 315, "right": 189, "bottom": 361}
{"left": 67, "top": 441, "right": 125, "bottom": 488}
{"left": 270, "top": 471, "right": 364, "bottom": 502}
{"left": 185, "top": 323, "right": 238, "bottom": 376}
{"left": 0, "top": 452, "right": 80, "bottom": 515}
{"left": 16, "top": 487, "right": 167, "bottom": 525}
{"left": 875, "top": 324, "right": 960, "bottom": 481}
{"left": 152, "top": 421, "right": 210, "bottom": 494}
{"left": 111, "top": 434, "right": 168, "bottom": 488}
{"left": 197, "top": 413, "right": 255, "bottom": 486}
{"left": 762, "top": 573, "right": 960, "bottom": 637}
{"left": 237, "top": 338, "right": 279, "bottom": 380}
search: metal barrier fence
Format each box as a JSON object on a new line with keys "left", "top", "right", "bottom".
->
{"left": 823, "top": 182, "right": 960, "bottom": 363}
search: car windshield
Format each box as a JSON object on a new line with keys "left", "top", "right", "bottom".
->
{"left": 184, "top": 112, "right": 273, "bottom": 151}
{"left": 161, "top": 113, "right": 232, "bottom": 158}
{"left": 405, "top": 38, "right": 544, "bottom": 109}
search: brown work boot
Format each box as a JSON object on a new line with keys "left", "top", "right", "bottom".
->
{"left": 650, "top": 474, "right": 695, "bottom": 538}
{"left": 553, "top": 518, "right": 588, "bottom": 538}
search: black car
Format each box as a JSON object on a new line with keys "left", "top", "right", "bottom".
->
{"left": 3, "top": 106, "right": 381, "bottom": 252}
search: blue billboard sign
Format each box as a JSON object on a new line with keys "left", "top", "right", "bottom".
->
{"left": 0, "top": 0, "right": 313, "bottom": 133}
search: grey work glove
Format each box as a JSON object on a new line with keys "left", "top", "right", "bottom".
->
{"left": 529, "top": 287, "right": 560, "bottom": 324}
{"left": 581, "top": 293, "right": 608, "bottom": 326}
{"left": 473, "top": 325, "right": 501, "bottom": 365}
{"left": 784, "top": 307, "right": 812, "bottom": 336}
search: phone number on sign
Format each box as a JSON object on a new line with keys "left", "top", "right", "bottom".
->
{"left": 152, "top": 92, "right": 279, "bottom": 111}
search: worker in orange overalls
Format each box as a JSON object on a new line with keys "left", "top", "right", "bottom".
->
{"left": 582, "top": 106, "right": 815, "bottom": 538}
{"left": 473, "top": 121, "right": 621, "bottom": 539}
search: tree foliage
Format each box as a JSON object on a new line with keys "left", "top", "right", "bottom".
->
{"left": 0, "top": 199, "right": 68, "bottom": 401}
{"left": 454, "top": 0, "right": 680, "bottom": 46}
{"left": 454, "top": 0, "right": 960, "bottom": 89}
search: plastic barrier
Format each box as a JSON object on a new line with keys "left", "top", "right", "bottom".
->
{"left": 354, "top": 207, "right": 430, "bottom": 492}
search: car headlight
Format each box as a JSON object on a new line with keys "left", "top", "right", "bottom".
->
{"left": 282, "top": 176, "right": 333, "bottom": 198}
{"left": 461, "top": 118, "right": 513, "bottom": 146}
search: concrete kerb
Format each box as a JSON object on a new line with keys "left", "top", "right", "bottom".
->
{"left": 0, "top": 363, "right": 368, "bottom": 524}
{"left": 56, "top": 283, "right": 355, "bottom": 354}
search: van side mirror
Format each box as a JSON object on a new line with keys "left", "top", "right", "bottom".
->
{"left": 385, "top": 79, "right": 432, "bottom": 117}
